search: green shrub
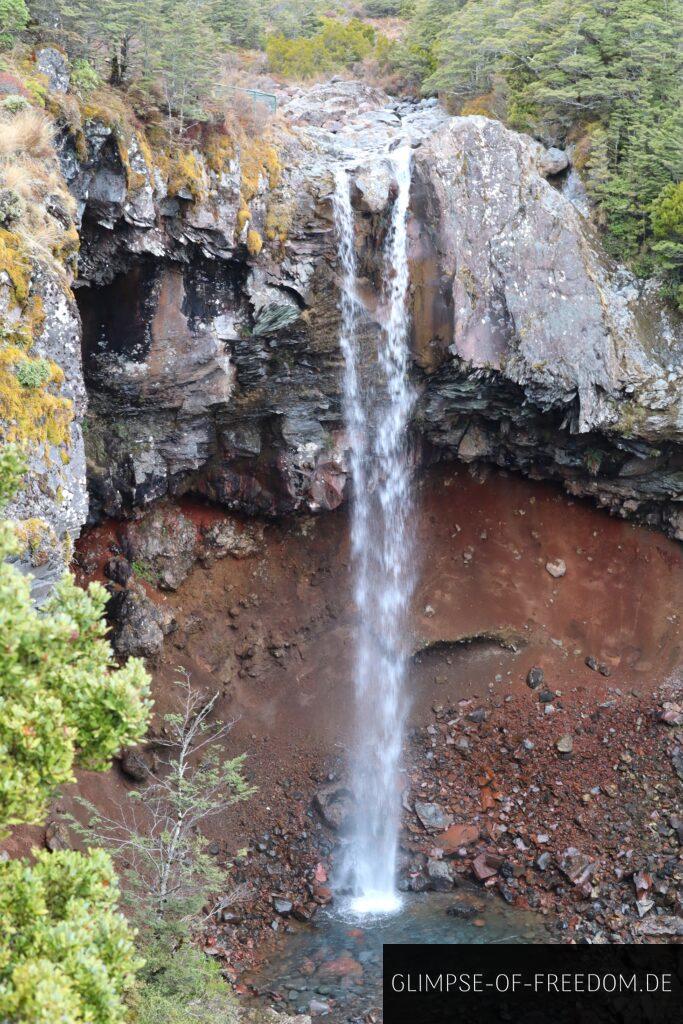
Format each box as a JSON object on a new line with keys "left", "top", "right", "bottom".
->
{"left": 0, "top": 94, "right": 30, "bottom": 114}
{"left": 0, "top": 0, "right": 28, "bottom": 49}
{"left": 0, "top": 848, "right": 141, "bottom": 1024}
{"left": 131, "top": 559, "right": 157, "bottom": 583}
{"left": 0, "top": 565, "right": 152, "bottom": 826}
{"left": 134, "top": 940, "right": 240, "bottom": 1024}
{"left": 0, "top": 441, "right": 152, "bottom": 829}
{"left": 70, "top": 58, "right": 101, "bottom": 95}
{"left": 15, "top": 357, "right": 51, "bottom": 389}
{"left": 266, "top": 17, "right": 381, "bottom": 79}
{"left": 0, "top": 443, "right": 23, "bottom": 506}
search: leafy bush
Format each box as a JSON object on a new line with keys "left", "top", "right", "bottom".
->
{"left": 0, "top": 444, "right": 150, "bottom": 1022}
{"left": 70, "top": 57, "right": 100, "bottom": 95}
{"left": 0, "top": 567, "right": 152, "bottom": 826}
{"left": 0, "top": 848, "right": 141, "bottom": 1024}
{"left": 266, "top": 17, "right": 381, "bottom": 79}
{"left": 14, "top": 357, "right": 51, "bottom": 388}
{"left": 0, "top": 441, "right": 23, "bottom": 505}
{"left": 0, "top": 94, "right": 30, "bottom": 114}
{"left": 134, "top": 940, "right": 240, "bottom": 1024}
{"left": 0, "top": 0, "right": 28, "bottom": 49}
{"left": 0, "top": 442, "right": 152, "bottom": 828}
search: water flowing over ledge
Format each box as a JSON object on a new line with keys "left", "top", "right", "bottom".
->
{"left": 333, "top": 146, "right": 417, "bottom": 913}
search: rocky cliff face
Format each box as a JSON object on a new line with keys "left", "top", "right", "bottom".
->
{"left": 5, "top": 70, "right": 681, "bottom": 588}
{"left": 410, "top": 117, "right": 682, "bottom": 535}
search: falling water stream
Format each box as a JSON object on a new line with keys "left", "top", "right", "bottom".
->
{"left": 333, "top": 147, "right": 416, "bottom": 914}
{"left": 247, "top": 138, "right": 554, "bottom": 1020}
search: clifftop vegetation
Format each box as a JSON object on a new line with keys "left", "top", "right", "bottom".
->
{"left": 396, "top": 0, "right": 683, "bottom": 304}
{"left": 0, "top": 0, "right": 677, "bottom": 301}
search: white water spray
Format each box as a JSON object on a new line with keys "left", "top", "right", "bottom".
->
{"left": 333, "top": 147, "right": 416, "bottom": 914}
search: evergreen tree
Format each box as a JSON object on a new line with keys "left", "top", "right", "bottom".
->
{"left": 211, "top": 0, "right": 264, "bottom": 49}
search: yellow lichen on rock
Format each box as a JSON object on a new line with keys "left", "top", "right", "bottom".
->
{"left": 0, "top": 345, "right": 73, "bottom": 450}
{"left": 166, "top": 150, "right": 208, "bottom": 202}
{"left": 204, "top": 131, "right": 235, "bottom": 174}
{"left": 239, "top": 136, "right": 281, "bottom": 203}
{"left": 247, "top": 229, "right": 263, "bottom": 256}
{"left": 236, "top": 199, "right": 251, "bottom": 235}
{"left": 13, "top": 516, "right": 59, "bottom": 566}
{"left": 81, "top": 87, "right": 155, "bottom": 193}
{"left": 0, "top": 228, "right": 31, "bottom": 305}
{"left": 264, "top": 196, "right": 294, "bottom": 246}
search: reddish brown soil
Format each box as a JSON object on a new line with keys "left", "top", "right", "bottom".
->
{"left": 5, "top": 465, "right": 681, "bottom": 955}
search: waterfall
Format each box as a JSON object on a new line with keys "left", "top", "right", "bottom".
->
{"left": 333, "top": 147, "right": 416, "bottom": 914}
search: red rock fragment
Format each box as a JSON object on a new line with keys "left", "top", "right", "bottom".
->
{"left": 472, "top": 851, "right": 499, "bottom": 881}
{"left": 318, "top": 957, "right": 363, "bottom": 978}
{"left": 435, "top": 823, "right": 480, "bottom": 854}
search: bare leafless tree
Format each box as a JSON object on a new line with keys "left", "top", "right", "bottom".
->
{"left": 74, "top": 671, "right": 254, "bottom": 929}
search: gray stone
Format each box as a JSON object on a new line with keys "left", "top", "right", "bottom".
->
{"left": 123, "top": 505, "right": 198, "bottom": 590}
{"left": 556, "top": 734, "right": 574, "bottom": 758}
{"left": 45, "top": 819, "right": 71, "bottom": 851}
{"left": 536, "top": 852, "right": 552, "bottom": 871}
{"left": 537, "top": 146, "right": 570, "bottom": 177}
{"left": 545, "top": 559, "right": 567, "bottom": 579}
{"left": 105, "top": 556, "right": 133, "bottom": 586}
{"left": 119, "top": 746, "right": 149, "bottom": 782}
{"left": 558, "top": 847, "right": 596, "bottom": 887}
{"left": 107, "top": 584, "right": 165, "bottom": 660}
{"left": 446, "top": 899, "right": 477, "bottom": 919}
{"left": 201, "top": 518, "right": 263, "bottom": 561}
{"left": 467, "top": 707, "right": 487, "bottom": 724}
{"left": 313, "top": 784, "right": 353, "bottom": 831}
{"left": 36, "top": 47, "right": 69, "bottom": 92}
{"left": 415, "top": 801, "right": 453, "bottom": 832}
{"left": 426, "top": 858, "right": 454, "bottom": 891}
{"left": 273, "top": 897, "right": 293, "bottom": 915}
{"left": 526, "top": 667, "right": 544, "bottom": 689}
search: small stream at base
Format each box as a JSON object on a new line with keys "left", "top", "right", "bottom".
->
{"left": 247, "top": 892, "right": 552, "bottom": 1020}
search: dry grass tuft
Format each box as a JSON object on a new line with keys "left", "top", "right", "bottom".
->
{"left": 0, "top": 108, "right": 77, "bottom": 273}
{"left": 0, "top": 108, "right": 54, "bottom": 160}
{"left": 3, "top": 155, "right": 66, "bottom": 206}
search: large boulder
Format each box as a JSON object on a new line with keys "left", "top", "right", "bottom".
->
{"left": 122, "top": 504, "right": 198, "bottom": 590}
{"left": 107, "top": 584, "right": 166, "bottom": 660}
